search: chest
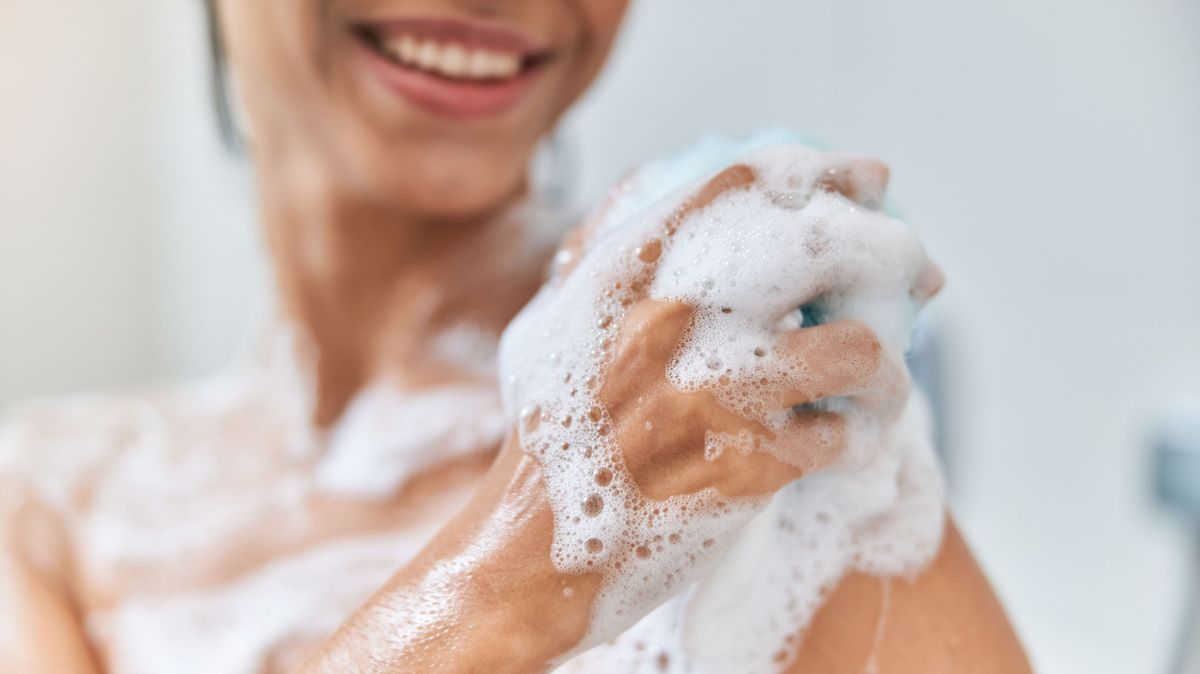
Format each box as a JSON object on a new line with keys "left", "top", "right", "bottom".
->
{"left": 86, "top": 528, "right": 443, "bottom": 674}
{"left": 70, "top": 382, "right": 502, "bottom": 673}
{"left": 78, "top": 461, "right": 480, "bottom": 674}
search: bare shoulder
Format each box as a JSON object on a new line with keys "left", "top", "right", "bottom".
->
{"left": 788, "top": 517, "right": 1033, "bottom": 674}
{"left": 0, "top": 371, "right": 297, "bottom": 514}
{"left": 0, "top": 394, "right": 136, "bottom": 672}
{"left": 0, "top": 389, "right": 162, "bottom": 508}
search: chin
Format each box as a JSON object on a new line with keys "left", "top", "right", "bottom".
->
{"left": 407, "top": 178, "right": 526, "bottom": 222}
{"left": 351, "top": 142, "right": 530, "bottom": 222}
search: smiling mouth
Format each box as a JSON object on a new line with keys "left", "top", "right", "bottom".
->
{"left": 348, "top": 15, "right": 558, "bottom": 120}
{"left": 354, "top": 24, "right": 554, "bottom": 84}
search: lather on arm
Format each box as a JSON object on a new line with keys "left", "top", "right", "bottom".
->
{"left": 0, "top": 157, "right": 1027, "bottom": 674}
{"left": 298, "top": 297, "right": 883, "bottom": 673}
{"left": 299, "top": 162, "right": 1031, "bottom": 674}
{"left": 0, "top": 455, "right": 1028, "bottom": 674}
{"left": 297, "top": 313, "right": 1030, "bottom": 674}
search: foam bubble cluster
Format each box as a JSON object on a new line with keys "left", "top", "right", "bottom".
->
{"left": 498, "top": 131, "right": 946, "bottom": 671}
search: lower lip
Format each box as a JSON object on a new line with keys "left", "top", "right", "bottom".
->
{"left": 355, "top": 40, "right": 542, "bottom": 119}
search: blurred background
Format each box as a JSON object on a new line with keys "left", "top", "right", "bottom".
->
{"left": 2, "top": 0, "right": 1198, "bottom": 671}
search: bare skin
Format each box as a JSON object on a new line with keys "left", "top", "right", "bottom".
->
{"left": 0, "top": 185, "right": 1030, "bottom": 674}
{"left": 0, "top": 1, "right": 1030, "bottom": 672}
{"left": 788, "top": 518, "right": 1032, "bottom": 674}
{"left": 299, "top": 169, "right": 1030, "bottom": 673}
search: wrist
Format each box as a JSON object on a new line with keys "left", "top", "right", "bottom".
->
{"left": 455, "top": 439, "right": 603, "bottom": 669}
{"left": 303, "top": 434, "right": 600, "bottom": 674}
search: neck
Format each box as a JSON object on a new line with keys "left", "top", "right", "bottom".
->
{"left": 257, "top": 154, "right": 547, "bottom": 427}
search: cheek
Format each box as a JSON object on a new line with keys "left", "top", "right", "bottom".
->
{"left": 547, "top": 0, "right": 628, "bottom": 111}
{"left": 220, "top": 0, "right": 329, "bottom": 134}
{"left": 580, "top": 0, "right": 632, "bottom": 41}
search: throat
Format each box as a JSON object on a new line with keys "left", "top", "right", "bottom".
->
{"left": 260, "top": 184, "right": 558, "bottom": 429}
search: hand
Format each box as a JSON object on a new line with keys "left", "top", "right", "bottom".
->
{"left": 508, "top": 161, "right": 929, "bottom": 506}
{"left": 597, "top": 296, "right": 885, "bottom": 501}
{"left": 300, "top": 151, "right": 944, "bottom": 674}
{"left": 497, "top": 156, "right": 940, "bottom": 650}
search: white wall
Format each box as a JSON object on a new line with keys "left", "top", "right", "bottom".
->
{"left": 0, "top": 1, "right": 162, "bottom": 406}
{"left": 2, "top": 1, "right": 1197, "bottom": 672}
{"left": 144, "top": 0, "right": 267, "bottom": 379}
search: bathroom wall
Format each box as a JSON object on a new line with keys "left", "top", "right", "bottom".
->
{"left": 0, "top": 1, "right": 161, "bottom": 406}
{"left": 2, "top": 0, "right": 1198, "bottom": 671}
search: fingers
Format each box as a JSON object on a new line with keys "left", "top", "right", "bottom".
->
{"left": 609, "top": 299, "right": 695, "bottom": 372}
{"left": 550, "top": 171, "right": 639, "bottom": 283}
{"left": 663, "top": 164, "right": 758, "bottom": 236}
{"left": 853, "top": 348, "right": 910, "bottom": 418}
{"left": 771, "top": 319, "right": 884, "bottom": 408}
{"left": 555, "top": 164, "right": 759, "bottom": 304}
{"left": 912, "top": 261, "right": 945, "bottom": 303}
{"left": 773, "top": 410, "right": 848, "bottom": 475}
{"left": 815, "top": 157, "right": 890, "bottom": 209}
{"left": 550, "top": 214, "right": 605, "bottom": 283}
{"left": 705, "top": 410, "right": 847, "bottom": 496}
{"left": 613, "top": 164, "right": 759, "bottom": 307}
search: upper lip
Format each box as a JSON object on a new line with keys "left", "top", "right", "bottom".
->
{"left": 353, "top": 17, "right": 554, "bottom": 62}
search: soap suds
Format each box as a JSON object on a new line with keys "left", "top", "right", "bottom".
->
{"left": 316, "top": 381, "right": 508, "bottom": 498}
{"left": 498, "top": 133, "right": 946, "bottom": 671}
{"left": 87, "top": 528, "right": 447, "bottom": 674}
{"left": 0, "top": 195, "right": 579, "bottom": 673}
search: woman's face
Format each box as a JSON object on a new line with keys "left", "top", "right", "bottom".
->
{"left": 217, "top": 0, "right": 629, "bottom": 220}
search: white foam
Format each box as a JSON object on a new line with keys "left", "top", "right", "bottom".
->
{"left": 316, "top": 381, "right": 507, "bottom": 498}
{"left": 0, "top": 199, "right": 567, "bottom": 672}
{"left": 498, "top": 132, "right": 946, "bottom": 670}
{"left": 87, "top": 528, "right": 445, "bottom": 674}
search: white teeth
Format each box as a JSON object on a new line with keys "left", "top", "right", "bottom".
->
{"left": 489, "top": 51, "right": 521, "bottom": 78}
{"left": 381, "top": 35, "right": 525, "bottom": 80}
{"left": 440, "top": 44, "right": 468, "bottom": 77}
{"left": 416, "top": 40, "right": 439, "bottom": 70}
{"left": 397, "top": 36, "right": 418, "bottom": 63}
{"left": 468, "top": 49, "right": 493, "bottom": 78}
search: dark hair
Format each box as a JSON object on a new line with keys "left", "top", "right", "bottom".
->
{"left": 201, "top": 0, "right": 241, "bottom": 151}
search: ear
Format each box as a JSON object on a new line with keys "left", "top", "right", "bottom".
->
{"left": 815, "top": 157, "right": 890, "bottom": 208}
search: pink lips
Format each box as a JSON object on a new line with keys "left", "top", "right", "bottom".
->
{"left": 353, "top": 17, "right": 553, "bottom": 119}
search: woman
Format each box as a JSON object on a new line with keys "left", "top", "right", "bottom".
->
{"left": 0, "top": 1, "right": 1031, "bottom": 672}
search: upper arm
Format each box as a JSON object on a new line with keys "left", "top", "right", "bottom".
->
{"left": 0, "top": 480, "right": 101, "bottom": 674}
{"left": 786, "top": 517, "right": 1032, "bottom": 674}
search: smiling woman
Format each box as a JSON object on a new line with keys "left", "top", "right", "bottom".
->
{"left": 211, "top": 0, "right": 624, "bottom": 221}
{"left": 0, "top": 1, "right": 1031, "bottom": 673}
{"left": 199, "top": 0, "right": 629, "bottom": 427}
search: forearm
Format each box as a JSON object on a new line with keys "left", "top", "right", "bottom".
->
{"left": 298, "top": 437, "right": 601, "bottom": 674}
